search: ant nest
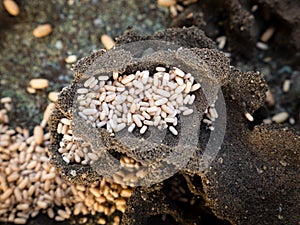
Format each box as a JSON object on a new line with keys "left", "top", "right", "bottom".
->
{"left": 55, "top": 66, "right": 218, "bottom": 169}
{"left": 77, "top": 66, "right": 200, "bottom": 135}
{"left": 49, "top": 43, "right": 226, "bottom": 186}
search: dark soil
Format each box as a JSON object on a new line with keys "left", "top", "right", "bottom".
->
{"left": 1, "top": 0, "right": 299, "bottom": 225}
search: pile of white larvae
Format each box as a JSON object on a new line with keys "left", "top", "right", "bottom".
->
{"left": 57, "top": 67, "right": 219, "bottom": 166}
{"left": 57, "top": 118, "right": 103, "bottom": 165}
{"left": 76, "top": 67, "right": 201, "bottom": 136}
{"left": 0, "top": 98, "right": 131, "bottom": 225}
{"left": 57, "top": 116, "right": 143, "bottom": 187}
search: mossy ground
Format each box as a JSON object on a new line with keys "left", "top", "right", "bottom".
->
{"left": 0, "top": 0, "right": 168, "bottom": 130}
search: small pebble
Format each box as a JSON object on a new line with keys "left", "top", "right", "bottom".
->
{"left": 55, "top": 40, "right": 63, "bottom": 49}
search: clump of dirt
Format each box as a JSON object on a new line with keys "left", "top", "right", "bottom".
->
{"left": 49, "top": 25, "right": 299, "bottom": 225}
{"left": 116, "top": 28, "right": 299, "bottom": 225}
{"left": 170, "top": 0, "right": 300, "bottom": 61}
{"left": 48, "top": 26, "right": 228, "bottom": 184}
